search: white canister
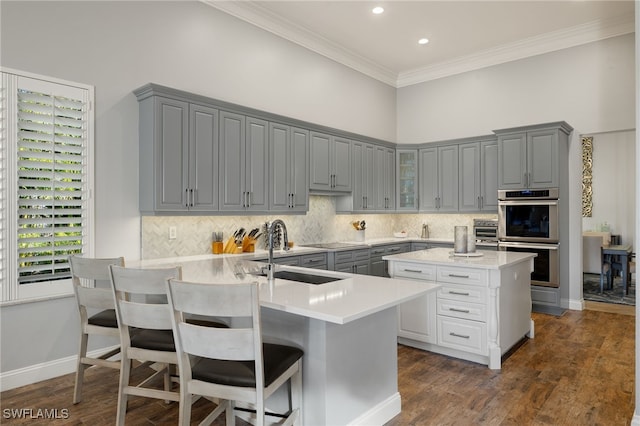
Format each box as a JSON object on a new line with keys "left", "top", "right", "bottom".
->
{"left": 467, "top": 234, "right": 476, "bottom": 253}
{"left": 454, "top": 226, "right": 468, "bottom": 253}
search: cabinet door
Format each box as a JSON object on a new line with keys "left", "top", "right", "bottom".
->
{"left": 385, "top": 148, "right": 396, "bottom": 210}
{"left": 438, "top": 145, "right": 458, "bottom": 212}
{"left": 396, "top": 150, "right": 418, "bottom": 211}
{"left": 480, "top": 140, "right": 498, "bottom": 211}
{"left": 419, "top": 148, "right": 438, "bottom": 212}
{"left": 154, "top": 97, "right": 189, "bottom": 211}
{"left": 398, "top": 291, "right": 437, "bottom": 344}
{"left": 189, "top": 104, "right": 219, "bottom": 211}
{"left": 219, "top": 111, "right": 246, "bottom": 211}
{"left": 351, "top": 141, "right": 366, "bottom": 211}
{"left": 458, "top": 142, "right": 480, "bottom": 212}
{"left": 309, "top": 131, "right": 332, "bottom": 191}
{"left": 245, "top": 117, "right": 269, "bottom": 211}
{"left": 290, "top": 127, "right": 309, "bottom": 212}
{"left": 354, "top": 260, "right": 369, "bottom": 275}
{"left": 363, "top": 144, "right": 375, "bottom": 208}
{"left": 269, "top": 123, "right": 290, "bottom": 211}
{"left": 374, "top": 146, "right": 387, "bottom": 210}
{"left": 332, "top": 136, "right": 352, "bottom": 191}
{"left": 528, "top": 129, "right": 558, "bottom": 188}
{"left": 498, "top": 133, "right": 527, "bottom": 189}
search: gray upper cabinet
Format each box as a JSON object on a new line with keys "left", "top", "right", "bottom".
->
{"left": 496, "top": 123, "right": 572, "bottom": 190}
{"left": 480, "top": 139, "right": 498, "bottom": 211}
{"left": 350, "top": 141, "right": 375, "bottom": 211}
{"left": 270, "top": 123, "right": 309, "bottom": 212}
{"left": 374, "top": 146, "right": 395, "bottom": 211}
{"left": 219, "top": 112, "right": 269, "bottom": 211}
{"left": 458, "top": 138, "right": 498, "bottom": 212}
{"left": 419, "top": 145, "right": 458, "bottom": 212}
{"left": 396, "top": 149, "right": 418, "bottom": 211}
{"left": 138, "top": 96, "right": 219, "bottom": 213}
{"left": 309, "top": 132, "right": 352, "bottom": 193}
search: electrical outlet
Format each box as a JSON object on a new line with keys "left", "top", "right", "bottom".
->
{"left": 169, "top": 226, "right": 177, "bottom": 240}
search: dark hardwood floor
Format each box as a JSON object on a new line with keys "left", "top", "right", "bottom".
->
{"left": 1, "top": 310, "right": 635, "bottom": 425}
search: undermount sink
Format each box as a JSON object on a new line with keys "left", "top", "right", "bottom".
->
{"left": 253, "top": 270, "right": 342, "bottom": 285}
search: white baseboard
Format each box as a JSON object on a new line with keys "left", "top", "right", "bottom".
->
{"left": 346, "top": 392, "right": 401, "bottom": 426}
{"left": 0, "top": 345, "right": 119, "bottom": 392}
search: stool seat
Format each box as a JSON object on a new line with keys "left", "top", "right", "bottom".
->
{"left": 87, "top": 309, "right": 119, "bottom": 328}
{"left": 192, "top": 343, "right": 303, "bottom": 388}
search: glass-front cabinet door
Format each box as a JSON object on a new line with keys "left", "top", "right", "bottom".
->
{"left": 396, "top": 149, "right": 418, "bottom": 211}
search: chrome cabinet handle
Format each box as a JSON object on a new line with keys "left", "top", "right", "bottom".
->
{"left": 190, "top": 189, "right": 195, "bottom": 207}
{"left": 448, "top": 274, "right": 470, "bottom": 279}
{"left": 403, "top": 268, "right": 423, "bottom": 273}
{"left": 449, "top": 308, "right": 470, "bottom": 313}
{"left": 450, "top": 332, "right": 470, "bottom": 339}
{"left": 448, "top": 290, "right": 470, "bottom": 296}
{"left": 185, "top": 188, "right": 189, "bottom": 208}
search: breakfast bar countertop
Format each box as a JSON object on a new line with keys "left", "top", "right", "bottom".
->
{"left": 131, "top": 254, "right": 439, "bottom": 325}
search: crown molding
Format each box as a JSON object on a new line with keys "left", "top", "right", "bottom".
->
{"left": 396, "top": 14, "right": 635, "bottom": 88}
{"left": 204, "top": 1, "right": 634, "bottom": 89}
{"left": 204, "top": 0, "right": 397, "bottom": 86}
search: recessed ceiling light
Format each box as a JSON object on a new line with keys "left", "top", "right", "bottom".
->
{"left": 372, "top": 6, "right": 384, "bottom": 14}
{"left": 418, "top": 38, "right": 429, "bottom": 45}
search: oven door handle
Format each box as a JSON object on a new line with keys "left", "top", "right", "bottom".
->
{"left": 498, "top": 200, "right": 558, "bottom": 206}
{"left": 499, "top": 242, "right": 559, "bottom": 250}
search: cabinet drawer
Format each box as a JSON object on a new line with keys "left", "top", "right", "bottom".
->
{"left": 437, "top": 316, "right": 487, "bottom": 355}
{"left": 335, "top": 249, "right": 369, "bottom": 263}
{"left": 437, "top": 283, "right": 487, "bottom": 303}
{"left": 370, "top": 247, "right": 386, "bottom": 257}
{"left": 353, "top": 249, "right": 370, "bottom": 261}
{"left": 392, "top": 262, "right": 437, "bottom": 281}
{"left": 273, "top": 256, "right": 300, "bottom": 266}
{"left": 437, "top": 299, "right": 486, "bottom": 322}
{"left": 437, "top": 266, "right": 487, "bottom": 286}
{"left": 300, "top": 253, "right": 328, "bottom": 269}
{"left": 385, "top": 244, "right": 410, "bottom": 255}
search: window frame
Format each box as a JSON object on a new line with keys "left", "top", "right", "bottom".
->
{"left": 1, "top": 68, "right": 95, "bottom": 304}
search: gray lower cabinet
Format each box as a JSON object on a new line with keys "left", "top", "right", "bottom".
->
{"left": 270, "top": 123, "right": 309, "bottom": 212}
{"left": 459, "top": 138, "right": 498, "bottom": 212}
{"left": 309, "top": 132, "right": 352, "bottom": 193}
{"left": 369, "top": 243, "right": 411, "bottom": 277}
{"left": 331, "top": 249, "right": 370, "bottom": 274}
{"left": 410, "top": 242, "right": 429, "bottom": 251}
{"left": 138, "top": 96, "right": 219, "bottom": 213}
{"left": 495, "top": 122, "right": 572, "bottom": 190}
{"left": 219, "top": 113, "right": 269, "bottom": 211}
{"left": 419, "top": 145, "right": 458, "bottom": 212}
{"left": 257, "top": 252, "right": 328, "bottom": 270}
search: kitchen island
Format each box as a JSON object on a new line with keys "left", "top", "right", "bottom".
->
{"left": 383, "top": 247, "right": 536, "bottom": 369}
{"left": 133, "top": 254, "right": 439, "bottom": 425}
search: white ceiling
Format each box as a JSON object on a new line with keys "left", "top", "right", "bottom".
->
{"left": 205, "top": 1, "right": 635, "bottom": 87}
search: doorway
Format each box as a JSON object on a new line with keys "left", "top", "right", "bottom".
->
{"left": 582, "top": 130, "right": 636, "bottom": 307}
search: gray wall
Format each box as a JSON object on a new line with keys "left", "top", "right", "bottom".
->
{"left": 396, "top": 33, "right": 636, "bottom": 310}
{"left": 0, "top": 0, "right": 396, "bottom": 378}
{"left": 0, "top": 0, "right": 636, "bottom": 391}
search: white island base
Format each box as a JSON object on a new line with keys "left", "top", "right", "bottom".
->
{"left": 385, "top": 248, "right": 537, "bottom": 370}
{"left": 261, "top": 307, "right": 401, "bottom": 425}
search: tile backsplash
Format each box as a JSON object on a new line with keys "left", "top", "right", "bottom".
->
{"left": 141, "top": 196, "right": 496, "bottom": 259}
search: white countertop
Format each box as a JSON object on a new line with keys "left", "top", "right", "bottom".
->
{"left": 383, "top": 247, "right": 536, "bottom": 269}
{"left": 132, "top": 255, "right": 438, "bottom": 325}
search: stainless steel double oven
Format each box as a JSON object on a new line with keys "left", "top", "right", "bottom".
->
{"left": 498, "top": 188, "right": 560, "bottom": 288}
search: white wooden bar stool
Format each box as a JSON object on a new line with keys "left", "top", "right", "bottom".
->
{"left": 69, "top": 255, "right": 125, "bottom": 404}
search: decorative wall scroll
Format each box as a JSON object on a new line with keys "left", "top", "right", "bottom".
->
{"left": 582, "top": 136, "right": 593, "bottom": 217}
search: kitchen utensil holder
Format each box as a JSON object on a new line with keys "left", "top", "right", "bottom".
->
{"left": 355, "top": 230, "right": 365, "bottom": 242}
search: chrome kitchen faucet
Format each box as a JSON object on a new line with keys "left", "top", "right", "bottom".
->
{"left": 265, "top": 219, "right": 290, "bottom": 280}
